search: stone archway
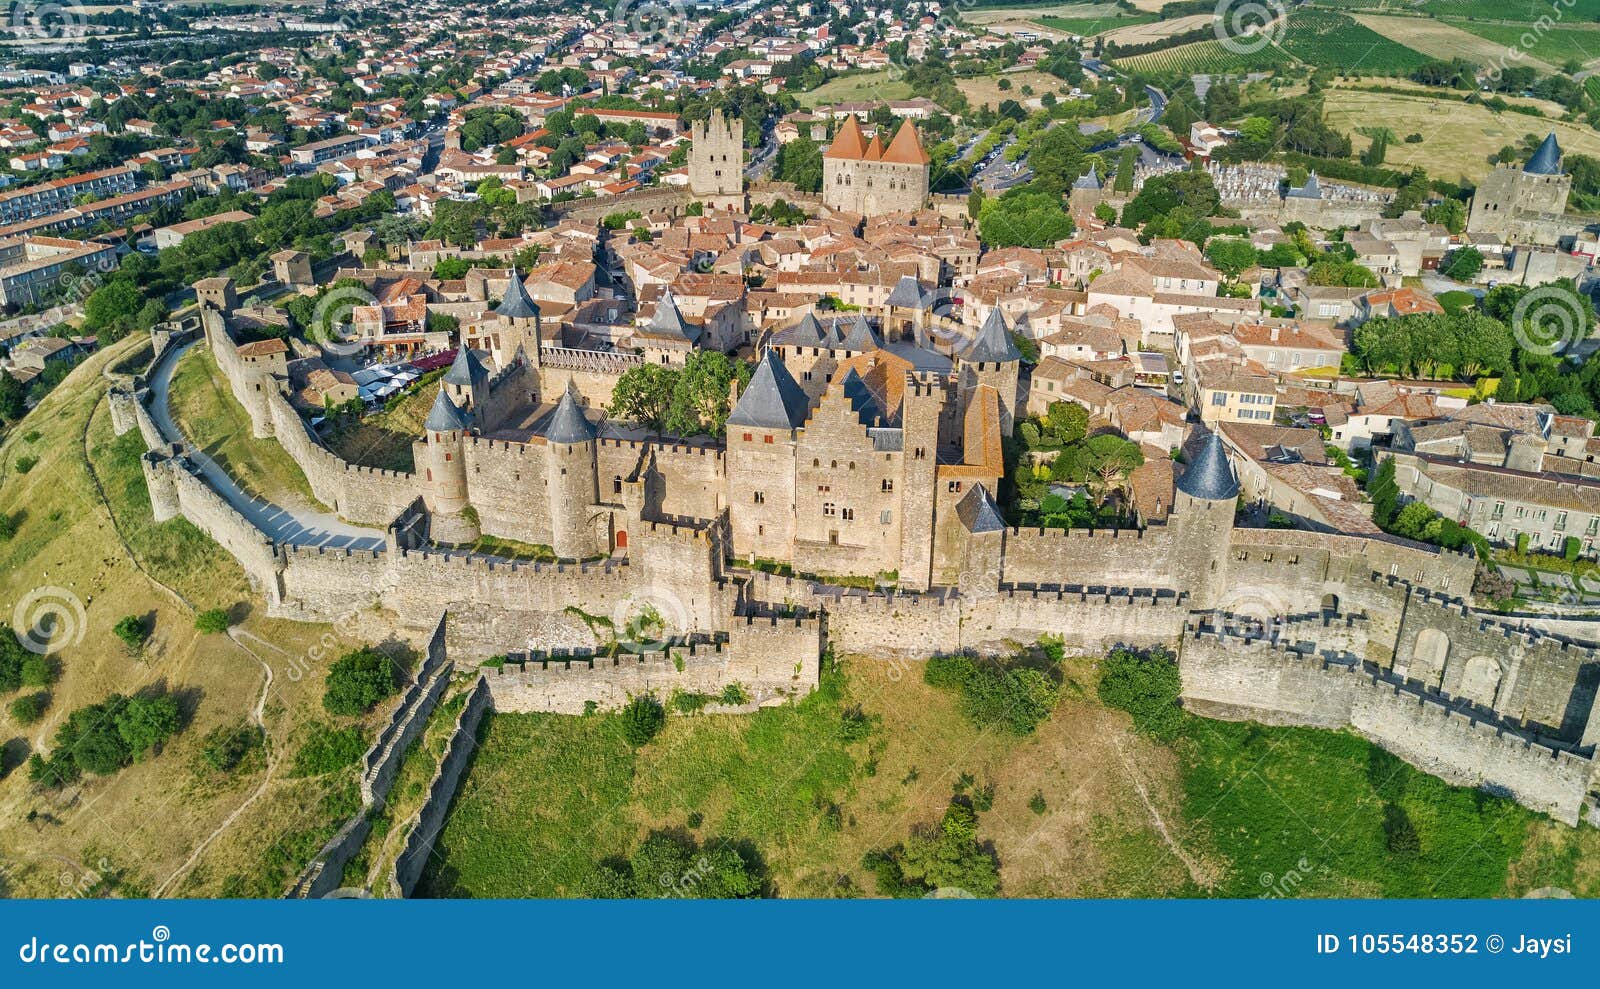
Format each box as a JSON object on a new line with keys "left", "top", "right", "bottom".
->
{"left": 1411, "top": 628, "right": 1450, "bottom": 687}
{"left": 1458, "top": 655, "right": 1504, "bottom": 708}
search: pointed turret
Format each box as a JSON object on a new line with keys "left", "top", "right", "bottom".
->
{"left": 881, "top": 122, "right": 930, "bottom": 165}
{"left": 424, "top": 388, "right": 471, "bottom": 433}
{"left": 443, "top": 345, "right": 489, "bottom": 387}
{"left": 966, "top": 306, "right": 1022, "bottom": 363}
{"left": 1525, "top": 132, "right": 1563, "bottom": 175}
{"left": 541, "top": 380, "right": 597, "bottom": 445}
{"left": 647, "top": 291, "right": 700, "bottom": 344}
{"left": 1073, "top": 164, "right": 1102, "bottom": 190}
{"left": 495, "top": 269, "right": 541, "bottom": 320}
{"left": 728, "top": 349, "right": 810, "bottom": 430}
{"left": 1177, "top": 430, "right": 1239, "bottom": 502}
{"left": 824, "top": 114, "right": 868, "bottom": 160}
{"left": 840, "top": 313, "right": 881, "bottom": 353}
{"left": 955, "top": 482, "right": 1006, "bottom": 534}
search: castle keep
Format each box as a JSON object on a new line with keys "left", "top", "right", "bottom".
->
{"left": 688, "top": 108, "right": 747, "bottom": 213}
{"left": 1467, "top": 133, "right": 1573, "bottom": 247}
{"left": 822, "top": 115, "right": 931, "bottom": 217}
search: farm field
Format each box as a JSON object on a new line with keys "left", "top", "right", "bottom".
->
{"left": 797, "top": 70, "right": 914, "bottom": 108}
{"left": 958, "top": 69, "right": 1078, "bottom": 110}
{"left": 1349, "top": 13, "right": 1558, "bottom": 72}
{"left": 416, "top": 654, "right": 1600, "bottom": 899}
{"left": 1278, "top": 11, "right": 1432, "bottom": 72}
{"left": 1114, "top": 39, "right": 1290, "bottom": 76}
{"left": 1034, "top": 12, "right": 1157, "bottom": 37}
{"left": 1448, "top": 21, "right": 1600, "bottom": 68}
{"left": 1101, "top": 13, "right": 1215, "bottom": 45}
{"left": 1323, "top": 89, "right": 1600, "bottom": 183}
{"left": 1416, "top": 0, "right": 1600, "bottom": 20}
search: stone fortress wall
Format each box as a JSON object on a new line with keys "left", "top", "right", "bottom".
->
{"left": 113, "top": 308, "right": 1600, "bottom": 829}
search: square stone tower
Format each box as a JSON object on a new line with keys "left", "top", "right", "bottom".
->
{"left": 689, "top": 109, "right": 746, "bottom": 212}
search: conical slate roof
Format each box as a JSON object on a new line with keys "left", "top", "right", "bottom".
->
{"left": 494, "top": 269, "right": 541, "bottom": 320}
{"left": 424, "top": 388, "right": 472, "bottom": 432}
{"left": 884, "top": 274, "right": 926, "bottom": 309}
{"left": 955, "top": 483, "right": 1006, "bottom": 534}
{"left": 1073, "top": 164, "right": 1101, "bottom": 190}
{"left": 1525, "top": 132, "right": 1563, "bottom": 175}
{"left": 840, "top": 314, "right": 881, "bottom": 352}
{"left": 647, "top": 291, "right": 700, "bottom": 343}
{"left": 1177, "top": 430, "right": 1239, "bottom": 501}
{"left": 443, "top": 345, "right": 489, "bottom": 386}
{"left": 965, "top": 306, "right": 1021, "bottom": 363}
{"left": 727, "top": 349, "right": 810, "bottom": 430}
{"left": 540, "top": 381, "right": 597, "bottom": 445}
{"left": 778, "top": 311, "right": 828, "bottom": 347}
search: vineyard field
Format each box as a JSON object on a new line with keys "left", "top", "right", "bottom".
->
{"left": 1113, "top": 39, "right": 1289, "bottom": 76}
{"left": 1279, "top": 12, "right": 1433, "bottom": 72}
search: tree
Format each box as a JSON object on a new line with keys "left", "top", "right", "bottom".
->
{"left": 608, "top": 363, "right": 675, "bottom": 434}
{"left": 113, "top": 615, "right": 147, "bottom": 652}
{"left": 10, "top": 692, "right": 46, "bottom": 726}
{"left": 978, "top": 189, "right": 1074, "bottom": 249}
{"left": 0, "top": 626, "right": 26, "bottom": 693}
{"left": 115, "top": 694, "right": 182, "bottom": 758}
{"left": 1204, "top": 237, "right": 1259, "bottom": 280}
{"left": 585, "top": 830, "right": 763, "bottom": 898}
{"left": 322, "top": 647, "right": 399, "bottom": 716}
{"left": 194, "top": 609, "right": 230, "bottom": 634}
{"left": 1442, "top": 246, "right": 1483, "bottom": 281}
{"left": 664, "top": 350, "right": 750, "bottom": 438}
{"left": 1422, "top": 198, "right": 1467, "bottom": 234}
{"left": 1306, "top": 257, "right": 1379, "bottom": 288}
{"left": 618, "top": 695, "right": 665, "bottom": 746}
{"left": 0, "top": 370, "right": 25, "bottom": 422}
{"left": 1369, "top": 456, "right": 1399, "bottom": 528}
{"left": 871, "top": 801, "right": 1001, "bottom": 897}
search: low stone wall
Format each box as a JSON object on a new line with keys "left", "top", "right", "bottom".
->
{"left": 361, "top": 618, "right": 452, "bottom": 804}
{"left": 390, "top": 675, "right": 493, "bottom": 898}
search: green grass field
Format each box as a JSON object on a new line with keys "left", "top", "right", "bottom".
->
{"left": 798, "top": 71, "right": 914, "bottom": 108}
{"left": 1419, "top": 0, "right": 1600, "bottom": 20}
{"left": 416, "top": 655, "right": 1600, "bottom": 898}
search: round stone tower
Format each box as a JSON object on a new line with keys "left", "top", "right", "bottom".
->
{"left": 541, "top": 381, "right": 599, "bottom": 561}
{"left": 1168, "top": 429, "right": 1239, "bottom": 611}
{"left": 420, "top": 388, "right": 479, "bottom": 544}
{"left": 956, "top": 306, "right": 1022, "bottom": 437}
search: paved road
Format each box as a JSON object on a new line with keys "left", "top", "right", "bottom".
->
{"left": 148, "top": 339, "right": 388, "bottom": 551}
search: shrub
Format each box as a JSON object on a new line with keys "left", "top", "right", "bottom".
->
{"left": 194, "top": 609, "right": 231, "bottom": 635}
{"left": 618, "top": 695, "right": 665, "bottom": 746}
{"left": 0, "top": 627, "right": 26, "bottom": 693}
{"left": 322, "top": 648, "right": 400, "bottom": 717}
{"left": 866, "top": 801, "right": 1001, "bottom": 897}
{"left": 290, "top": 722, "right": 367, "bottom": 777}
{"left": 719, "top": 681, "right": 749, "bottom": 706}
{"left": 14, "top": 454, "right": 37, "bottom": 473}
{"left": 1028, "top": 791, "right": 1047, "bottom": 815}
{"left": 200, "top": 722, "right": 262, "bottom": 773}
{"left": 924, "top": 652, "right": 1058, "bottom": 735}
{"left": 20, "top": 653, "right": 54, "bottom": 688}
{"left": 113, "top": 615, "right": 147, "bottom": 652}
{"left": 0, "top": 512, "right": 15, "bottom": 541}
{"left": 582, "top": 830, "right": 763, "bottom": 898}
{"left": 1097, "top": 647, "right": 1184, "bottom": 739}
{"left": 32, "top": 690, "right": 184, "bottom": 786}
{"left": 9, "top": 692, "right": 47, "bottom": 725}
